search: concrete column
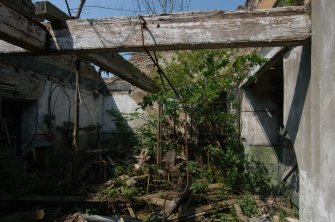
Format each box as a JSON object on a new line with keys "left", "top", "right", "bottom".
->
{"left": 298, "top": 0, "right": 335, "bottom": 220}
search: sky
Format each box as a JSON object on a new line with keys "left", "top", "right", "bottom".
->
{"left": 44, "top": 0, "right": 246, "bottom": 18}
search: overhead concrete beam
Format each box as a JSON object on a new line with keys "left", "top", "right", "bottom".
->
{"left": 0, "top": 43, "right": 158, "bottom": 93}
{"left": 82, "top": 53, "right": 159, "bottom": 93}
{"left": 0, "top": 1, "right": 158, "bottom": 93}
{"left": 44, "top": 6, "right": 311, "bottom": 53}
{"left": 0, "top": 6, "right": 310, "bottom": 54}
{"left": 34, "top": 1, "right": 73, "bottom": 22}
{"left": 0, "top": 1, "right": 46, "bottom": 51}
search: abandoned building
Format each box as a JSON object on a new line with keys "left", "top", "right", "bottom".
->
{"left": 0, "top": 0, "right": 334, "bottom": 221}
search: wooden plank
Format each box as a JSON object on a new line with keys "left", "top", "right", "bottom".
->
{"left": 35, "top": 1, "right": 72, "bottom": 21}
{"left": 44, "top": 6, "right": 310, "bottom": 53}
{"left": 169, "top": 199, "right": 235, "bottom": 221}
{"left": 0, "top": 2, "right": 46, "bottom": 51}
{"left": 234, "top": 204, "right": 248, "bottom": 222}
{"left": 82, "top": 53, "right": 159, "bottom": 93}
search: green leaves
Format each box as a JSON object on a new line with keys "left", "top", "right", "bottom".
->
{"left": 138, "top": 49, "right": 268, "bottom": 194}
{"left": 143, "top": 49, "right": 265, "bottom": 116}
{"left": 240, "top": 194, "right": 259, "bottom": 217}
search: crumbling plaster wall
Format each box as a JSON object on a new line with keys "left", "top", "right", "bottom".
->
{"left": 37, "top": 83, "right": 151, "bottom": 152}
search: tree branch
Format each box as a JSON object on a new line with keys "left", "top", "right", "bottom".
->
{"left": 64, "top": 0, "right": 72, "bottom": 16}
{"left": 76, "top": 0, "right": 86, "bottom": 19}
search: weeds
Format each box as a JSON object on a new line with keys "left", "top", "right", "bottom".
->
{"left": 240, "top": 194, "right": 258, "bottom": 217}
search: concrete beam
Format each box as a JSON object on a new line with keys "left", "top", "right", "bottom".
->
{"left": 0, "top": 1, "right": 158, "bottom": 93}
{"left": 0, "top": 1, "right": 46, "bottom": 51}
{"left": 0, "top": 0, "right": 34, "bottom": 17}
{"left": 82, "top": 53, "right": 159, "bottom": 93}
{"left": 0, "top": 6, "right": 310, "bottom": 54}
{"left": 0, "top": 42, "right": 158, "bottom": 92}
{"left": 44, "top": 6, "right": 310, "bottom": 53}
{"left": 34, "top": 1, "right": 73, "bottom": 21}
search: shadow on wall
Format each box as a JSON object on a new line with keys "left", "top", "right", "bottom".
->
{"left": 242, "top": 60, "right": 283, "bottom": 148}
{"left": 102, "top": 92, "right": 138, "bottom": 163}
{"left": 241, "top": 54, "right": 299, "bottom": 190}
{"left": 241, "top": 45, "right": 311, "bottom": 193}
{"left": 285, "top": 45, "right": 311, "bottom": 143}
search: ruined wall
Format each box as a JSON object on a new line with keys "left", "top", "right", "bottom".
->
{"left": 291, "top": 0, "right": 335, "bottom": 220}
{"left": 101, "top": 78, "right": 150, "bottom": 150}
{"left": 103, "top": 93, "right": 147, "bottom": 133}
{"left": 37, "top": 80, "right": 103, "bottom": 152}
{"left": 279, "top": 0, "right": 335, "bottom": 218}
{"left": 241, "top": 66, "right": 282, "bottom": 184}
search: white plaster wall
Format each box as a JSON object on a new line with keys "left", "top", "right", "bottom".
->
{"left": 37, "top": 81, "right": 103, "bottom": 134}
{"left": 102, "top": 93, "right": 147, "bottom": 133}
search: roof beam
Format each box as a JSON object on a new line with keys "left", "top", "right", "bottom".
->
{"left": 0, "top": 1, "right": 46, "bottom": 51}
{"left": 81, "top": 53, "right": 159, "bottom": 93}
{"left": 44, "top": 6, "right": 310, "bottom": 53}
{"left": 0, "top": 1, "right": 158, "bottom": 93}
{"left": 0, "top": 6, "right": 310, "bottom": 54}
{"left": 0, "top": 0, "right": 35, "bottom": 17}
{"left": 34, "top": 1, "right": 159, "bottom": 93}
{"left": 34, "top": 1, "right": 73, "bottom": 22}
{"left": 0, "top": 44, "right": 159, "bottom": 93}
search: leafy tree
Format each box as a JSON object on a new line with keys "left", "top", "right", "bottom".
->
{"left": 139, "top": 49, "right": 267, "bottom": 193}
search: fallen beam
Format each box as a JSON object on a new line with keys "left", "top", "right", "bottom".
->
{"left": 82, "top": 53, "right": 159, "bottom": 93}
{"left": 0, "top": 1, "right": 46, "bottom": 51}
{"left": 44, "top": 6, "right": 310, "bottom": 53}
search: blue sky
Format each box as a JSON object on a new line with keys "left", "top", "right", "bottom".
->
{"left": 46, "top": 0, "right": 245, "bottom": 18}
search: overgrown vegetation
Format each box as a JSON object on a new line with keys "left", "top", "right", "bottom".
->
{"left": 139, "top": 49, "right": 268, "bottom": 193}
{"left": 276, "top": 0, "right": 301, "bottom": 7}
{"left": 88, "top": 49, "right": 300, "bottom": 221}
{"left": 2, "top": 49, "right": 297, "bottom": 221}
{"left": 90, "top": 49, "right": 299, "bottom": 220}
